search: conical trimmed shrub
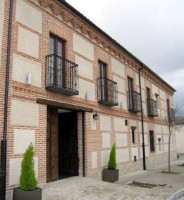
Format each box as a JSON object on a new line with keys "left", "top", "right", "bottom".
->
{"left": 20, "top": 143, "right": 37, "bottom": 190}
{"left": 108, "top": 144, "right": 117, "bottom": 170}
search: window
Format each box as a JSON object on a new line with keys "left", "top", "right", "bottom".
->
{"left": 155, "top": 93, "right": 159, "bottom": 103}
{"left": 149, "top": 131, "right": 155, "bottom": 152}
{"left": 167, "top": 99, "right": 170, "bottom": 119}
{"left": 49, "top": 34, "right": 65, "bottom": 86}
{"left": 125, "top": 120, "right": 128, "bottom": 126}
{"left": 98, "top": 61, "right": 107, "bottom": 100}
{"left": 131, "top": 127, "right": 136, "bottom": 144}
{"left": 146, "top": 87, "right": 151, "bottom": 114}
{"left": 128, "top": 77, "right": 134, "bottom": 108}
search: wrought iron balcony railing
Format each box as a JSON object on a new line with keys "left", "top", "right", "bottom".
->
{"left": 45, "top": 54, "right": 78, "bottom": 95}
{"left": 168, "top": 108, "right": 175, "bottom": 123}
{"left": 97, "top": 77, "right": 118, "bottom": 106}
{"left": 128, "top": 91, "right": 141, "bottom": 113}
{"left": 147, "top": 99, "right": 158, "bottom": 117}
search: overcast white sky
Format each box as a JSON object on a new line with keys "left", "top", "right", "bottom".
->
{"left": 67, "top": 0, "right": 184, "bottom": 115}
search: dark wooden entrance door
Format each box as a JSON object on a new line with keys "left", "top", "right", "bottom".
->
{"left": 58, "top": 112, "right": 79, "bottom": 177}
{"left": 47, "top": 107, "right": 58, "bottom": 182}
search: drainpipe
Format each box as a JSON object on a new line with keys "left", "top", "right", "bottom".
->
{"left": 138, "top": 65, "right": 146, "bottom": 170}
{"left": 82, "top": 112, "right": 85, "bottom": 177}
{"left": 1, "top": 0, "right": 13, "bottom": 199}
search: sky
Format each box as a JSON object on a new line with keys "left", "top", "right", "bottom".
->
{"left": 67, "top": 0, "right": 184, "bottom": 116}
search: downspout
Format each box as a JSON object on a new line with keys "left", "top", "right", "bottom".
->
{"left": 1, "top": 0, "right": 13, "bottom": 199}
{"left": 82, "top": 112, "right": 85, "bottom": 177}
{"left": 138, "top": 65, "right": 146, "bottom": 170}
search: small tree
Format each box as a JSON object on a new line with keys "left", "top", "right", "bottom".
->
{"left": 108, "top": 144, "right": 117, "bottom": 170}
{"left": 20, "top": 143, "right": 37, "bottom": 190}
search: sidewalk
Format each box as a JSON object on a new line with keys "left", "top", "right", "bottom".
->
{"left": 41, "top": 160, "right": 184, "bottom": 200}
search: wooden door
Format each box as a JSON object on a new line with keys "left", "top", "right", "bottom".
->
{"left": 47, "top": 107, "right": 58, "bottom": 182}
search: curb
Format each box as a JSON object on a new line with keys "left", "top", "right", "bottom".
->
{"left": 167, "top": 188, "right": 184, "bottom": 200}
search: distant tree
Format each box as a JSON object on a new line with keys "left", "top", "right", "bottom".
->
{"left": 166, "top": 104, "right": 183, "bottom": 173}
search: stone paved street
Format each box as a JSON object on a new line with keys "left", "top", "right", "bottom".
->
{"left": 42, "top": 160, "right": 184, "bottom": 200}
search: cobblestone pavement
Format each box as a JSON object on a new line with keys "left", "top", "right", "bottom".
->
{"left": 42, "top": 160, "right": 184, "bottom": 200}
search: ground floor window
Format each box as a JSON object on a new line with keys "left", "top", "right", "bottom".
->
{"left": 149, "top": 131, "right": 155, "bottom": 152}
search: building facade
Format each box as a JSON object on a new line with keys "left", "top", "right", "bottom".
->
{"left": 175, "top": 117, "right": 184, "bottom": 157}
{"left": 0, "top": 0, "right": 176, "bottom": 192}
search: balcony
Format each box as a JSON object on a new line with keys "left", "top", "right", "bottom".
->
{"left": 45, "top": 54, "right": 78, "bottom": 95}
{"left": 97, "top": 77, "right": 118, "bottom": 106}
{"left": 147, "top": 99, "right": 158, "bottom": 117}
{"left": 128, "top": 91, "right": 141, "bottom": 113}
{"left": 168, "top": 108, "right": 175, "bottom": 122}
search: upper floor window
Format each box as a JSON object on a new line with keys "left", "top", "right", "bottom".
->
{"left": 45, "top": 34, "right": 78, "bottom": 95}
{"left": 128, "top": 77, "right": 141, "bottom": 113}
{"left": 97, "top": 61, "right": 118, "bottom": 106}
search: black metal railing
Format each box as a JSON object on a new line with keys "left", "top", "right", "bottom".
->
{"left": 128, "top": 91, "right": 141, "bottom": 113}
{"left": 147, "top": 99, "right": 158, "bottom": 117}
{"left": 97, "top": 77, "right": 118, "bottom": 106}
{"left": 168, "top": 108, "right": 175, "bottom": 122}
{"left": 45, "top": 54, "right": 79, "bottom": 95}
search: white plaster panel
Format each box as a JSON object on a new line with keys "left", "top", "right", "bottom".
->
{"left": 102, "top": 133, "right": 110, "bottom": 148}
{"left": 113, "top": 75, "right": 125, "bottom": 93}
{"left": 117, "top": 93, "right": 127, "bottom": 110}
{"left": 100, "top": 115, "right": 111, "bottom": 131}
{"left": 156, "top": 134, "right": 162, "bottom": 144}
{"left": 164, "top": 135, "right": 169, "bottom": 144}
{"left": 162, "top": 125, "right": 169, "bottom": 134}
{"left": 9, "top": 157, "right": 38, "bottom": 186}
{"left": 140, "top": 134, "right": 148, "bottom": 145}
{"left": 111, "top": 58, "right": 125, "bottom": 78}
{"left": 73, "top": 33, "right": 94, "bottom": 61}
{"left": 130, "top": 120, "right": 137, "bottom": 127}
{"left": 12, "top": 53, "right": 41, "bottom": 87}
{"left": 142, "top": 102, "right": 147, "bottom": 115}
{"left": 0, "top": 0, "right": 5, "bottom": 67}
{"left": 161, "top": 110, "right": 167, "bottom": 120}
{"left": 140, "top": 147, "right": 149, "bottom": 158}
{"left": 116, "top": 149, "right": 129, "bottom": 163}
{"left": 136, "top": 74, "right": 144, "bottom": 88}
{"left": 164, "top": 144, "right": 168, "bottom": 152}
{"left": 14, "top": 129, "right": 35, "bottom": 155}
{"left": 155, "top": 124, "right": 162, "bottom": 134}
{"left": 161, "top": 100, "right": 167, "bottom": 110}
{"left": 16, "top": 0, "right": 42, "bottom": 33}
{"left": 131, "top": 147, "right": 138, "bottom": 160}
{"left": 152, "top": 84, "right": 159, "bottom": 94}
{"left": 157, "top": 108, "right": 161, "bottom": 118}
{"left": 156, "top": 145, "right": 163, "bottom": 154}
{"left": 11, "top": 100, "right": 39, "bottom": 126}
{"left": 77, "top": 78, "right": 95, "bottom": 101}
{"left": 116, "top": 134, "right": 127, "bottom": 147}
{"left": 92, "top": 152, "right": 97, "bottom": 169}
{"left": 139, "top": 122, "right": 148, "bottom": 133}
{"left": 160, "top": 89, "right": 166, "bottom": 100}
{"left": 101, "top": 150, "right": 110, "bottom": 167}
{"left": 145, "top": 146, "right": 150, "bottom": 157}
{"left": 114, "top": 117, "right": 128, "bottom": 132}
{"left": 91, "top": 114, "right": 96, "bottom": 130}
{"left": 18, "top": 26, "right": 39, "bottom": 58}
{"left": 75, "top": 55, "right": 93, "bottom": 80}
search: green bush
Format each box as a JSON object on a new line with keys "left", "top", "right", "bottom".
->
{"left": 20, "top": 143, "right": 37, "bottom": 190}
{"left": 108, "top": 144, "right": 117, "bottom": 170}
